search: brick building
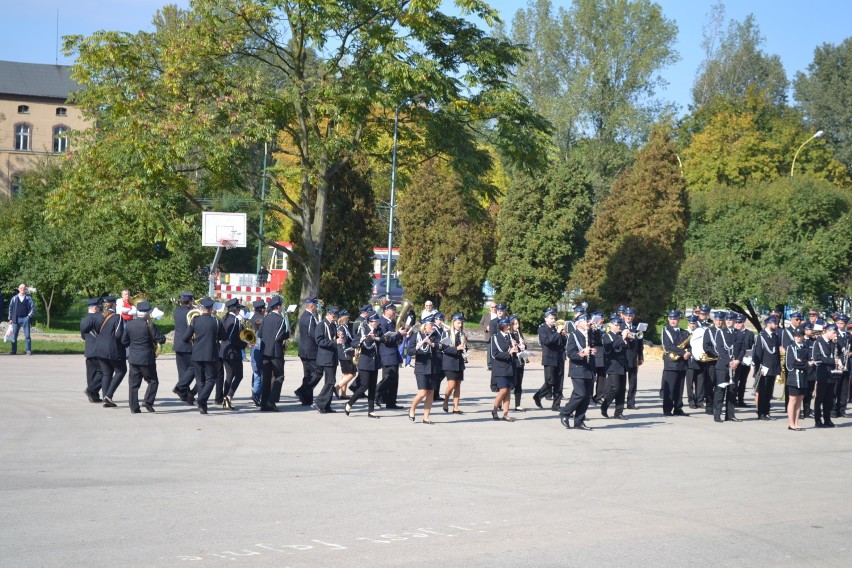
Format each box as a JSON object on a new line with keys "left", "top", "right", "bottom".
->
{"left": 0, "top": 60, "right": 87, "bottom": 196}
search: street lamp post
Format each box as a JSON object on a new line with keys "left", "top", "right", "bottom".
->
{"left": 790, "top": 130, "right": 824, "bottom": 177}
{"left": 386, "top": 94, "right": 427, "bottom": 300}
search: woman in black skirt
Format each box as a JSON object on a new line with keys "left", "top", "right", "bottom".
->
{"left": 490, "top": 316, "right": 518, "bottom": 421}
{"left": 334, "top": 311, "right": 357, "bottom": 398}
{"left": 785, "top": 329, "right": 810, "bottom": 430}
{"left": 345, "top": 313, "right": 381, "bottom": 418}
{"left": 408, "top": 316, "right": 444, "bottom": 424}
{"left": 441, "top": 313, "right": 467, "bottom": 413}
{"left": 509, "top": 315, "right": 527, "bottom": 411}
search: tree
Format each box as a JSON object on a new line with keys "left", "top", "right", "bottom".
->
{"left": 794, "top": 37, "right": 852, "bottom": 172}
{"left": 570, "top": 125, "right": 688, "bottom": 328}
{"left": 64, "top": 0, "right": 550, "bottom": 312}
{"left": 691, "top": 5, "right": 788, "bottom": 110}
{"left": 680, "top": 90, "right": 849, "bottom": 192}
{"left": 488, "top": 159, "right": 593, "bottom": 331}
{"left": 396, "top": 159, "right": 496, "bottom": 319}
{"left": 508, "top": 0, "right": 679, "bottom": 181}
{"left": 674, "top": 176, "right": 852, "bottom": 328}
{"left": 282, "top": 161, "right": 379, "bottom": 311}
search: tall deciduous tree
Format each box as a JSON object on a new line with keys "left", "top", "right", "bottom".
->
{"left": 64, "top": 0, "right": 550, "bottom": 310}
{"left": 396, "top": 159, "right": 496, "bottom": 319}
{"left": 570, "top": 126, "right": 687, "bottom": 328}
{"left": 794, "top": 37, "right": 852, "bottom": 172}
{"left": 488, "top": 159, "right": 593, "bottom": 331}
{"left": 674, "top": 176, "right": 852, "bottom": 328}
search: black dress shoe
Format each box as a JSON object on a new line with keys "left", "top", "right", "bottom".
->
{"left": 760, "top": 415, "right": 772, "bottom": 421}
{"left": 673, "top": 409, "right": 688, "bottom": 416}
{"left": 627, "top": 404, "right": 637, "bottom": 410}
{"left": 575, "top": 423, "right": 593, "bottom": 431}
{"left": 601, "top": 407, "right": 610, "bottom": 418}
{"left": 614, "top": 414, "right": 627, "bottom": 420}
{"left": 326, "top": 407, "right": 337, "bottom": 413}
{"left": 532, "top": 394, "right": 543, "bottom": 409}
{"left": 688, "top": 403, "right": 698, "bottom": 409}
{"left": 103, "top": 397, "right": 117, "bottom": 408}
{"left": 550, "top": 406, "right": 561, "bottom": 412}
{"left": 199, "top": 406, "right": 208, "bottom": 415}
{"left": 725, "top": 417, "right": 742, "bottom": 422}
{"left": 131, "top": 408, "right": 142, "bottom": 414}
{"left": 385, "top": 404, "right": 404, "bottom": 410}
{"left": 433, "top": 396, "right": 444, "bottom": 402}
{"left": 714, "top": 417, "right": 723, "bottom": 423}
{"left": 144, "top": 403, "right": 155, "bottom": 413}
{"left": 814, "top": 421, "right": 825, "bottom": 428}
{"left": 560, "top": 415, "right": 571, "bottom": 429}
{"left": 824, "top": 421, "right": 836, "bottom": 428}
{"left": 85, "top": 390, "right": 96, "bottom": 403}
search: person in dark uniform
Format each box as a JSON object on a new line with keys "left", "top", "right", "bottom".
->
{"left": 347, "top": 305, "right": 374, "bottom": 394}
{"left": 600, "top": 317, "right": 628, "bottom": 420}
{"left": 622, "top": 307, "right": 644, "bottom": 409}
{"left": 172, "top": 293, "right": 197, "bottom": 405}
{"left": 219, "top": 298, "right": 248, "bottom": 409}
{"left": 752, "top": 315, "right": 781, "bottom": 420}
{"left": 376, "top": 302, "right": 407, "bottom": 410}
{"left": 182, "top": 297, "right": 227, "bottom": 414}
{"left": 833, "top": 314, "right": 849, "bottom": 418}
{"left": 294, "top": 297, "right": 321, "bottom": 405}
{"left": 812, "top": 323, "right": 840, "bottom": 428}
{"left": 733, "top": 314, "right": 755, "bottom": 407}
{"left": 785, "top": 328, "right": 809, "bottom": 431}
{"left": 345, "top": 312, "right": 382, "bottom": 418}
{"left": 559, "top": 314, "right": 596, "bottom": 430}
{"left": 533, "top": 308, "right": 566, "bottom": 411}
{"left": 407, "top": 316, "right": 445, "bottom": 423}
{"left": 707, "top": 312, "right": 741, "bottom": 423}
{"left": 489, "top": 316, "right": 517, "bottom": 422}
{"left": 801, "top": 322, "right": 817, "bottom": 418}
{"left": 441, "top": 313, "right": 467, "bottom": 414}
{"left": 313, "top": 306, "right": 342, "bottom": 413}
{"left": 334, "top": 310, "right": 358, "bottom": 398}
{"left": 701, "top": 311, "right": 725, "bottom": 415}
{"left": 684, "top": 316, "right": 703, "bottom": 408}
{"left": 95, "top": 296, "right": 127, "bottom": 408}
{"left": 432, "top": 312, "right": 448, "bottom": 402}
{"left": 80, "top": 297, "right": 103, "bottom": 403}
{"left": 592, "top": 311, "right": 608, "bottom": 405}
{"left": 260, "top": 297, "right": 289, "bottom": 411}
{"left": 487, "top": 303, "right": 508, "bottom": 385}
{"left": 248, "top": 300, "right": 266, "bottom": 406}
{"left": 121, "top": 301, "right": 166, "bottom": 413}
{"left": 508, "top": 314, "right": 527, "bottom": 412}
{"left": 661, "top": 310, "right": 690, "bottom": 417}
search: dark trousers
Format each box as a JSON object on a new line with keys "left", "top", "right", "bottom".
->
{"left": 348, "top": 370, "right": 378, "bottom": 412}
{"left": 513, "top": 366, "right": 525, "bottom": 395}
{"left": 214, "top": 359, "right": 225, "bottom": 404}
{"left": 174, "top": 351, "right": 196, "bottom": 395}
{"left": 594, "top": 368, "right": 606, "bottom": 402}
{"left": 685, "top": 368, "right": 700, "bottom": 406}
{"left": 98, "top": 358, "right": 127, "bottom": 399}
{"left": 734, "top": 364, "right": 750, "bottom": 404}
{"left": 701, "top": 363, "right": 714, "bottom": 405}
{"left": 814, "top": 380, "right": 835, "bottom": 424}
{"left": 602, "top": 373, "right": 627, "bottom": 415}
{"left": 314, "top": 365, "right": 337, "bottom": 410}
{"left": 713, "top": 367, "right": 736, "bottom": 420}
{"left": 626, "top": 367, "right": 638, "bottom": 406}
{"left": 803, "top": 379, "right": 816, "bottom": 414}
{"left": 128, "top": 363, "right": 159, "bottom": 412}
{"left": 195, "top": 361, "right": 219, "bottom": 410}
{"left": 377, "top": 365, "right": 400, "bottom": 406}
{"left": 560, "top": 378, "right": 592, "bottom": 426}
{"left": 223, "top": 356, "right": 244, "bottom": 398}
{"left": 661, "top": 370, "right": 685, "bottom": 415}
{"left": 834, "top": 373, "right": 849, "bottom": 414}
{"left": 433, "top": 372, "right": 445, "bottom": 401}
{"left": 261, "top": 356, "right": 284, "bottom": 409}
{"left": 755, "top": 374, "right": 775, "bottom": 417}
{"left": 536, "top": 364, "right": 564, "bottom": 408}
{"left": 85, "top": 357, "right": 103, "bottom": 398}
{"left": 295, "top": 357, "right": 321, "bottom": 405}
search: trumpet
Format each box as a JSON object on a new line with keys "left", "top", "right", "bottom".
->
{"left": 239, "top": 318, "right": 257, "bottom": 345}
{"left": 555, "top": 319, "right": 567, "bottom": 334}
{"left": 666, "top": 332, "right": 692, "bottom": 361}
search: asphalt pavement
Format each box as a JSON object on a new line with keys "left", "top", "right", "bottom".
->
{"left": 1, "top": 354, "right": 850, "bottom": 567}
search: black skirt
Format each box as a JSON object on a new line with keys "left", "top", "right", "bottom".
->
{"left": 787, "top": 386, "right": 806, "bottom": 397}
{"left": 494, "top": 375, "right": 515, "bottom": 390}
{"left": 340, "top": 360, "right": 356, "bottom": 374}
{"left": 416, "top": 373, "right": 439, "bottom": 391}
{"left": 445, "top": 370, "right": 464, "bottom": 381}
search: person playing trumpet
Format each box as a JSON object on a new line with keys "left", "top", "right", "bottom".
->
{"left": 121, "top": 301, "right": 166, "bottom": 413}
{"left": 334, "top": 310, "right": 357, "bottom": 399}
{"left": 220, "top": 298, "right": 248, "bottom": 409}
{"left": 533, "top": 308, "right": 567, "bottom": 410}
{"left": 313, "top": 306, "right": 343, "bottom": 414}
{"left": 661, "top": 310, "right": 690, "bottom": 417}
{"left": 345, "top": 313, "right": 382, "bottom": 418}
{"left": 559, "top": 314, "right": 596, "bottom": 430}
{"left": 490, "top": 316, "right": 518, "bottom": 422}
{"left": 600, "top": 317, "right": 628, "bottom": 420}
{"left": 509, "top": 314, "right": 528, "bottom": 412}
{"left": 440, "top": 313, "right": 468, "bottom": 414}
{"left": 408, "top": 315, "right": 444, "bottom": 423}
{"left": 182, "top": 297, "right": 227, "bottom": 415}
{"left": 171, "top": 293, "right": 197, "bottom": 405}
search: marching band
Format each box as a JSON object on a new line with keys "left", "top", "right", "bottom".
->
{"left": 76, "top": 293, "right": 852, "bottom": 430}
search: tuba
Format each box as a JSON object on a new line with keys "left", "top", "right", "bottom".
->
{"left": 186, "top": 309, "right": 202, "bottom": 326}
{"left": 239, "top": 318, "right": 257, "bottom": 345}
{"left": 395, "top": 298, "right": 415, "bottom": 330}
{"left": 128, "top": 293, "right": 148, "bottom": 307}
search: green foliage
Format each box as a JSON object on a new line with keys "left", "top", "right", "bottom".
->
{"left": 282, "top": 162, "right": 379, "bottom": 311}
{"left": 794, "top": 37, "right": 852, "bottom": 172}
{"left": 571, "top": 125, "right": 688, "bottom": 326}
{"left": 674, "top": 176, "right": 852, "bottom": 325}
{"left": 396, "top": 159, "right": 496, "bottom": 319}
{"left": 488, "top": 158, "right": 594, "bottom": 332}
{"left": 691, "top": 6, "right": 788, "bottom": 110}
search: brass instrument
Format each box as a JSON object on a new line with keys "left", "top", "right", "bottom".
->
{"left": 213, "top": 301, "right": 228, "bottom": 319}
{"left": 239, "top": 318, "right": 257, "bottom": 345}
{"left": 555, "top": 319, "right": 567, "bottom": 335}
{"left": 667, "top": 332, "right": 692, "bottom": 361}
{"left": 186, "top": 308, "right": 203, "bottom": 326}
{"left": 128, "top": 293, "right": 148, "bottom": 307}
{"left": 395, "top": 298, "right": 415, "bottom": 330}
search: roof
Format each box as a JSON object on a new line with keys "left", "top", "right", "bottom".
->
{"left": 0, "top": 60, "right": 79, "bottom": 100}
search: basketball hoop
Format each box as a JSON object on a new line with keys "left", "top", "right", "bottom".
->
{"left": 219, "top": 239, "right": 237, "bottom": 250}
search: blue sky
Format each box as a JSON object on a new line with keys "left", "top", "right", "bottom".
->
{"left": 2, "top": 0, "right": 850, "bottom": 114}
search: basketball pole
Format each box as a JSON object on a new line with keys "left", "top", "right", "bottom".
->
{"left": 208, "top": 244, "right": 225, "bottom": 298}
{"left": 255, "top": 142, "right": 268, "bottom": 276}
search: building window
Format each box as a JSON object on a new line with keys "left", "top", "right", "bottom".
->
{"left": 53, "top": 125, "right": 69, "bottom": 153}
{"left": 56, "top": 107, "right": 68, "bottom": 117}
{"left": 11, "top": 174, "right": 22, "bottom": 196}
{"left": 17, "top": 105, "right": 29, "bottom": 114}
{"left": 14, "top": 124, "right": 31, "bottom": 151}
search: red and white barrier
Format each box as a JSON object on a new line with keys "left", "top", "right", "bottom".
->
{"left": 215, "top": 285, "right": 273, "bottom": 294}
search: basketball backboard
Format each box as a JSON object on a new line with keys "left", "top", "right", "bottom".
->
{"left": 202, "top": 212, "right": 247, "bottom": 248}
